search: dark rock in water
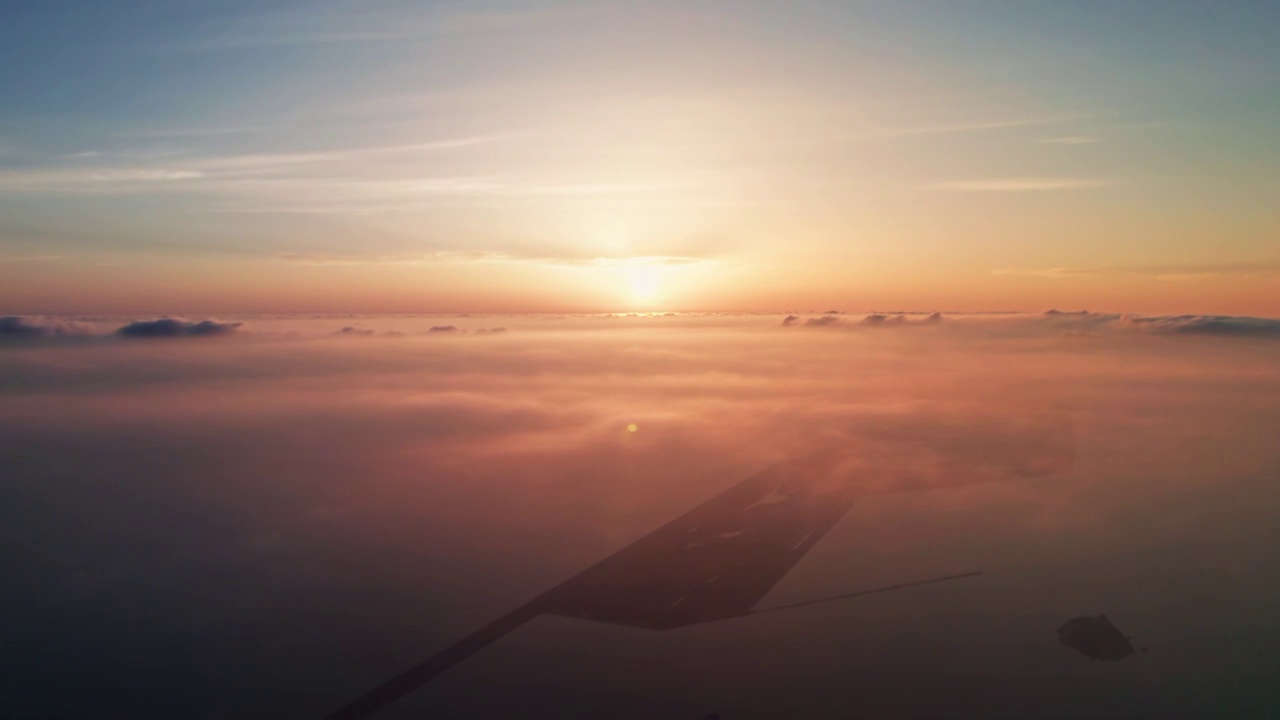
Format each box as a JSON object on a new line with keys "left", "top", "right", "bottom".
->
{"left": 1057, "top": 614, "right": 1136, "bottom": 661}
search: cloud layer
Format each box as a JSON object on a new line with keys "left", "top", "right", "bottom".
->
{"left": 1, "top": 313, "right": 1278, "bottom": 717}
{"left": 116, "top": 317, "right": 244, "bottom": 337}
{"left": 0, "top": 315, "right": 91, "bottom": 337}
{"left": 5, "top": 311, "right": 1280, "bottom": 348}
{"left": 1121, "top": 314, "right": 1280, "bottom": 337}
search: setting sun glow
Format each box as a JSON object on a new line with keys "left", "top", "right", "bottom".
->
{"left": 625, "top": 266, "right": 662, "bottom": 306}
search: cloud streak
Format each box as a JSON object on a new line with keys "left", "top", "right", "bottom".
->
{"left": 991, "top": 268, "right": 1104, "bottom": 278}
{"left": 279, "top": 251, "right": 718, "bottom": 268}
{"left": 849, "top": 113, "right": 1093, "bottom": 141}
{"left": 169, "top": 5, "right": 589, "bottom": 51}
{"left": 0, "top": 133, "right": 525, "bottom": 194}
{"left": 933, "top": 178, "right": 1114, "bottom": 192}
{"left": 1039, "top": 136, "right": 1099, "bottom": 145}
{"left": 0, "top": 254, "right": 65, "bottom": 264}
{"left": 993, "top": 260, "right": 1280, "bottom": 280}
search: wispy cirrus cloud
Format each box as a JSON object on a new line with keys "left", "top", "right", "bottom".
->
{"left": 6, "top": 129, "right": 731, "bottom": 212}
{"left": 1039, "top": 136, "right": 1099, "bottom": 145}
{"left": 0, "top": 255, "right": 65, "bottom": 265}
{"left": 168, "top": 5, "right": 593, "bottom": 52}
{"left": 90, "top": 169, "right": 205, "bottom": 182}
{"left": 990, "top": 267, "right": 1103, "bottom": 278}
{"left": 0, "top": 167, "right": 205, "bottom": 190}
{"left": 279, "top": 251, "right": 490, "bottom": 266}
{"left": 933, "top": 177, "right": 1114, "bottom": 192}
{"left": 200, "top": 169, "right": 748, "bottom": 215}
{"left": 192, "top": 132, "right": 529, "bottom": 173}
{"left": 0, "top": 132, "right": 526, "bottom": 195}
{"left": 993, "top": 260, "right": 1280, "bottom": 281}
{"left": 116, "top": 125, "right": 274, "bottom": 139}
{"left": 848, "top": 113, "right": 1093, "bottom": 141}
{"left": 279, "top": 251, "right": 715, "bottom": 268}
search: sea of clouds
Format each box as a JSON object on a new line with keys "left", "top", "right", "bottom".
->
{"left": 1, "top": 312, "right": 1278, "bottom": 718}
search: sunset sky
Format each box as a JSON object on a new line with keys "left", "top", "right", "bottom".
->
{"left": 5, "top": 6, "right": 1280, "bottom": 717}
{"left": 2, "top": 0, "right": 1278, "bottom": 315}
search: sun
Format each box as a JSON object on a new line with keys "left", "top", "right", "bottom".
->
{"left": 625, "top": 265, "right": 662, "bottom": 306}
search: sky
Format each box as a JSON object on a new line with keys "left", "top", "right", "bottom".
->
{"left": 3, "top": 313, "right": 1279, "bottom": 718}
{"left": 1, "top": 0, "right": 1278, "bottom": 315}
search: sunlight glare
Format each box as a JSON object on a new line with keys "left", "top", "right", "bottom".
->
{"left": 626, "top": 266, "right": 662, "bottom": 306}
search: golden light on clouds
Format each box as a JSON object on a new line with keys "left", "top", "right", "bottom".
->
{"left": 526, "top": 256, "right": 730, "bottom": 312}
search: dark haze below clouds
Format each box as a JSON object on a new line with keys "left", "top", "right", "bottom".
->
{"left": 1, "top": 314, "right": 1278, "bottom": 718}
